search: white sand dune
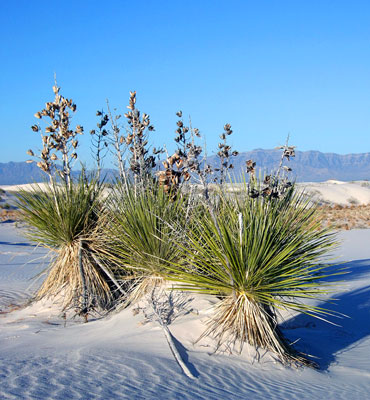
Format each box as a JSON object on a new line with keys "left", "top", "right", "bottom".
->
{"left": 3, "top": 180, "right": 370, "bottom": 206}
{"left": 0, "top": 183, "right": 51, "bottom": 193}
{"left": 298, "top": 180, "right": 370, "bottom": 205}
{"left": 1, "top": 223, "right": 370, "bottom": 399}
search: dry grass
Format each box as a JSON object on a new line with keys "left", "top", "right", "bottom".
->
{"left": 318, "top": 204, "right": 370, "bottom": 230}
{"left": 0, "top": 209, "right": 21, "bottom": 222}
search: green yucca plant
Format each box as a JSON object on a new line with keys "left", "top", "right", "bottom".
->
{"left": 15, "top": 174, "right": 122, "bottom": 313}
{"left": 166, "top": 183, "right": 340, "bottom": 367}
{"left": 106, "top": 179, "right": 191, "bottom": 303}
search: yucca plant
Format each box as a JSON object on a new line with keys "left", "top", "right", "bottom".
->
{"left": 106, "top": 179, "right": 192, "bottom": 303}
{"left": 15, "top": 175, "right": 123, "bottom": 315}
{"left": 166, "top": 183, "right": 340, "bottom": 367}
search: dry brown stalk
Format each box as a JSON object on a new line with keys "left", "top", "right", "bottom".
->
{"left": 28, "top": 79, "right": 83, "bottom": 186}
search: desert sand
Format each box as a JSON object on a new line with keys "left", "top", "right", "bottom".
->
{"left": 1, "top": 181, "right": 370, "bottom": 399}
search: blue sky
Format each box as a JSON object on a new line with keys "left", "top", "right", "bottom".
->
{"left": 1, "top": 0, "right": 370, "bottom": 167}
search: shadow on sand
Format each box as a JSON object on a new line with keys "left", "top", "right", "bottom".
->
{"left": 0, "top": 241, "right": 35, "bottom": 247}
{"left": 169, "top": 332, "right": 200, "bottom": 378}
{"left": 281, "top": 258, "right": 370, "bottom": 370}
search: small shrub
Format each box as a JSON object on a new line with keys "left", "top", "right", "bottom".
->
{"left": 348, "top": 197, "right": 359, "bottom": 205}
{"left": 15, "top": 176, "right": 122, "bottom": 313}
{"left": 166, "top": 182, "right": 340, "bottom": 367}
{"left": 106, "top": 179, "right": 191, "bottom": 303}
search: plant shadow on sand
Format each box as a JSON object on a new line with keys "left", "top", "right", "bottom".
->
{"left": 170, "top": 332, "right": 200, "bottom": 378}
{"left": 0, "top": 240, "right": 35, "bottom": 247}
{"left": 281, "top": 258, "right": 370, "bottom": 370}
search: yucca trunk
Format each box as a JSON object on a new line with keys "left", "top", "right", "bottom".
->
{"left": 36, "top": 241, "right": 115, "bottom": 311}
{"left": 124, "top": 275, "right": 165, "bottom": 306}
{"left": 201, "top": 294, "right": 316, "bottom": 367}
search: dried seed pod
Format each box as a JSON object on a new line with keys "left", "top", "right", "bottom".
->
{"left": 183, "top": 172, "right": 191, "bottom": 181}
{"left": 26, "top": 160, "right": 34, "bottom": 164}
{"left": 37, "top": 161, "right": 49, "bottom": 172}
{"left": 163, "top": 160, "right": 169, "bottom": 169}
{"left": 76, "top": 125, "right": 83, "bottom": 134}
{"left": 176, "top": 159, "right": 183, "bottom": 169}
{"left": 261, "top": 187, "right": 272, "bottom": 197}
{"left": 71, "top": 152, "right": 77, "bottom": 159}
{"left": 72, "top": 140, "right": 78, "bottom": 148}
{"left": 50, "top": 154, "right": 58, "bottom": 161}
{"left": 45, "top": 126, "right": 54, "bottom": 133}
{"left": 34, "top": 112, "right": 42, "bottom": 119}
{"left": 31, "top": 125, "right": 39, "bottom": 132}
{"left": 26, "top": 149, "right": 34, "bottom": 156}
{"left": 246, "top": 159, "right": 256, "bottom": 174}
{"left": 52, "top": 85, "right": 60, "bottom": 94}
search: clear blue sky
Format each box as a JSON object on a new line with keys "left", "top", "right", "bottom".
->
{"left": 1, "top": 0, "right": 370, "bottom": 167}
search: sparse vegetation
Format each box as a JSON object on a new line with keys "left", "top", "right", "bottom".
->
{"left": 319, "top": 203, "right": 370, "bottom": 230}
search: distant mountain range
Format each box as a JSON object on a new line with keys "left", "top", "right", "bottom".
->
{"left": 0, "top": 149, "right": 369, "bottom": 184}
{"left": 209, "top": 149, "right": 370, "bottom": 182}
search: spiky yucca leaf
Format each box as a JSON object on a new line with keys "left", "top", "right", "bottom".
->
{"left": 15, "top": 176, "right": 121, "bottom": 311}
{"left": 166, "top": 184, "right": 340, "bottom": 367}
{"left": 15, "top": 177, "right": 101, "bottom": 248}
{"left": 107, "top": 181, "right": 191, "bottom": 302}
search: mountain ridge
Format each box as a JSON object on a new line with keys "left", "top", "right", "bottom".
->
{"left": 1, "top": 149, "right": 369, "bottom": 184}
